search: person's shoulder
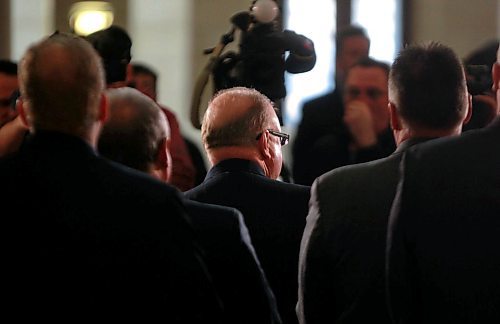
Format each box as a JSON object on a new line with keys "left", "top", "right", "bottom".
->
{"left": 185, "top": 199, "right": 241, "bottom": 223}
{"left": 99, "top": 157, "right": 182, "bottom": 201}
{"left": 314, "top": 157, "right": 382, "bottom": 192}
{"left": 302, "top": 90, "right": 339, "bottom": 109}
{"left": 408, "top": 122, "right": 499, "bottom": 167}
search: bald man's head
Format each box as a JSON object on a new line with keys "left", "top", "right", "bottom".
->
{"left": 19, "top": 33, "right": 105, "bottom": 133}
{"left": 99, "top": 87, "right": 169, "bottom": 173}
{"left": 201, "top": 87, "right": 277, "bottom": 150}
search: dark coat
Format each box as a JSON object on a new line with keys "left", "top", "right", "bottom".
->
{"left": 186, "top": 200, "right": 282, "bottom": 324}
{"left": 185, "top": 159, "right": 311, "bottom": 324}
{"left": 298, "top": 139, "right": 428, "bottom": 324}
{"left": 387, "top": 117, "right": 500, "bottom": 323}
{"left": 0, "top": 131, "right": 222, "bottom": 322}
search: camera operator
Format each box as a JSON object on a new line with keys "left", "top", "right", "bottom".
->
{"left": 213, "top": 0, "right": 316, "bottom": 123}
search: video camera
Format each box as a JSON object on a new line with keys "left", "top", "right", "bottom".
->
{"left": 190, "top": 0, "right": 316, "bottom": 128}
{"left": 212, "top": 0, "right": 316, "bottom": 101}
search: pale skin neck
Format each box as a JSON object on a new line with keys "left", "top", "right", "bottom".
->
{"left": 206, "top": 145, "right": 272, "bottom": 178}
{"left": 393, "top": 123, "right": 463, "bottom": 147}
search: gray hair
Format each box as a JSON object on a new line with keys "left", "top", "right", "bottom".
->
{"left": 202, "top": 87, "right": 275, "bottom": 149}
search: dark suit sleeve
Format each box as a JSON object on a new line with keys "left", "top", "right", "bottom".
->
{"left": 234, "top": 210, "right": 283, "bottom": 324}
{"left": 386, "top": 152, "right": 421, "bottom": 324}
{"left": 187, "top": 201, "right": 282, "bottom": 324}
{"left": 292, "top": 104, "right": 319, "bottom": 185}
{"left": 297, "top": 179, "right": 332, "bottom": 324}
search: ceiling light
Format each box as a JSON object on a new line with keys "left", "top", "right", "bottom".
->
{"left": 69, "top": 1, "right": 114, "bottom": 36}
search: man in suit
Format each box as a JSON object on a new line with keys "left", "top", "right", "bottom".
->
{"left": 185, "top": 87, "right": 311, "bottom": 324}
{"left": 293, "top": 55, "right": 395, "bottom": 186}
{"left": 128, "top": 62, "right": 198, "bottom": 191}
{"left": 292, "top": 25, "right": 371, "bottom": 185}
{"left": 98, "top": 87, "right": 281, "bottom": 324}
{"left": 0, "top": 32, "right": 222, "bottom": 322}
{"left": 298, "top": 42, "right": 472, "bottom": 324}
{"left": 386, "top": 47, "right": 500, "bottom": 323}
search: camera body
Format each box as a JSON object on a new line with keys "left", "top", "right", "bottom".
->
{"left": 212, "top": 1, "right": 316, "bottom": 102}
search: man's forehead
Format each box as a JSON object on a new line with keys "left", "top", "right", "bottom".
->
{"left": 346, "top": 66, "right": 388, "bottom": 85}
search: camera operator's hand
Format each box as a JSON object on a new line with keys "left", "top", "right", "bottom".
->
{"left": 343, "top": 100, "right": 377, "bottom": 149}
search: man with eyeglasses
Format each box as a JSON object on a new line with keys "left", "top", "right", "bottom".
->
{"left": 293, "top": 56, "right": 395, "bottom": 185}
{"left": 185, "top": 86, "right": 310, "bottom": 324}
{"left": 0, "top": 60, "right": 18, "bottom": 127}
{"left": 0, "top": 59, "right": 30, "bottom": 157}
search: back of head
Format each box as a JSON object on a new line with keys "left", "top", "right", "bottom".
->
{"left": 0, "top": 59, "right": 18, "bottom": 76}
{"left": 19, "top": 32, "right": 104, "bottom": 134}
{"left": 85, "top": 25, "right": 132, "bottom": 85}
{"left": 201, "top": 87, "right": 275, "bottom": 150}
{"left": 389, "top": 42, "right": 468, "bottom": 130}
{"left": 99, "top": 87, "right": 169, "bottom": 172}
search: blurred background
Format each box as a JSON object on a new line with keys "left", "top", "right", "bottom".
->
{"left": 1, "top": 0, "right": 499, "bottom": 167}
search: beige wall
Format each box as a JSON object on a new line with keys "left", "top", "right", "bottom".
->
{"left": 408, "top": 0, "right": 499, "bottom": 58}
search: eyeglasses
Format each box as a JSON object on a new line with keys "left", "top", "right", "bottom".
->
{"left": 345, "top": 87, "right": 386, "bottom": 100}
{"left": 256, "top": 129, "right": 290, "bottom": 146}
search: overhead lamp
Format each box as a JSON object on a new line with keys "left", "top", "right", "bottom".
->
{"left": 69, "top": 1, "right": 114, "bottom": 36}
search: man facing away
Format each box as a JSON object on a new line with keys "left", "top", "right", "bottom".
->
{"left": 185, "top": 87, "right": 311, "bottom": 324}
{"left": 298, "top": 42, "right": 471, "bottom": 324}
{"left": 0, "top": 33, "right": 222, "bottom": 322}
{"left": 386, "top": 46, "right": 500, "bottom": 323}
{"left": 98, "top": 87, "right": 281, "bottom": 324}
{"left": 128, "top": 62, "right": 197, "bottom": 191}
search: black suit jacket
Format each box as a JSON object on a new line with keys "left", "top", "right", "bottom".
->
{"left": 0, "top": 131, "right": 222, "bottom": 322}
{"left": 387, "top": 117, "right": 500, "bottom": 323}
{"left": 185, "top": 159, "right": 311, "bottom": 324}
{"left": 292, "top": 90, "right": 395, "bottom": 185}
{"left": 298, "top": 139, "right": 428, "bottom": 324}
{"left": 186, "top": 200, "right": 281, "bottom": 324}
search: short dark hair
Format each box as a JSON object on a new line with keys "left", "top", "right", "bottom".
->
{"left": 131, "top": 63, "right": 157, "bottom": 84}
{"left": 389, "top": 42, "right": 468, "bottom": 129}
{"left": 346, "top": 56, "right": 390, "bottom": 79}
{"left": 335, "top": 25, "right": 370, "bottom": 57}
{"left": 85, "top": 25, "right": 132, "bottom": 84}
{"left": 0, "top": 59, "right": 18, "bottom": 75}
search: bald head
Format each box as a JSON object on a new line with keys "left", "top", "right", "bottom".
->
{"left": 99, "top": 87, "right": 169, "bottom": 173}
{"left": 202, "top": 87, "right": 277, "bottom": 150}
{"left": 19, "top": 33, "right": 104, "bottom": 134}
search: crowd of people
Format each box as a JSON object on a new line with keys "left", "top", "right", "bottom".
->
{"left": 0, "top": 22, "right": 499, "bottom": 324}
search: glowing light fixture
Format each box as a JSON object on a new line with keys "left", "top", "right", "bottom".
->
{"left": 69, "top": 1, "right": 114, "bottom": 36}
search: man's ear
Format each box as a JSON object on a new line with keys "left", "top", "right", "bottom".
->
{"left": 18, "top": 98, "right": 30, "bottom": 128}
{"left": 492, "top": 62, "right": 499, "bottom": 91}
{"left": 463, "top": 93, "right": 473, "bottom": 125}
{"left": 155, "top": 138, "right": 169, "bottom": 169}
{"left": 98, "top": 94, "right": 108, "bottom": 123}
{"left": 388, "top": 102, "right": 402, "bottom": 131}
{"left": 257, "top": 130, "right": 272, "bottom": 159}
